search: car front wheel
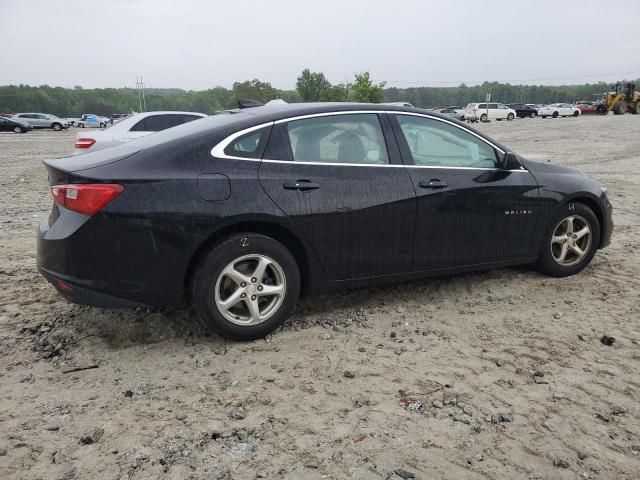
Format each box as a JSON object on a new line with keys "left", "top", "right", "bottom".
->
{"left": 530, "top": 112, "right": 537, "bottom": 118}
{"left": 536, "top": 202, "right": 600, "bottom": 277}
{"left": 552, "top": 111, "right": 559, "bottom": 118}
{"left": 13, "top": 126, "right": 23, "bottom": 133}
{"left": 52, "top": 123, "right": 62, "bottom": 131}
{"left": 507, "top": 113, "right": 514, "bottom": 120}
{"left": 191, "top": 233, "right": 300, "bottom": 340}
{"left": 480, "top": 113, "right": 488, "bottom": 122}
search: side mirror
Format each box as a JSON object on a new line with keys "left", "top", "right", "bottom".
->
{"left": 501, "top": 152, "right": 521, "bottom": 170}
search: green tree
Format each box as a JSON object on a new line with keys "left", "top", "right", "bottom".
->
{"left": 231, "top": 79, "right": 277, "bottom": 106}
{"left": 352, "top": 72, "right": 386, "bottom": 103}
{"left": 296, "top": 69, "right": 331, "bottom": 101}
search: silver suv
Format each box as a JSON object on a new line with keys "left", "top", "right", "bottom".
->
{"left": 12, "top": 113, "right": 70, "bottom": 131}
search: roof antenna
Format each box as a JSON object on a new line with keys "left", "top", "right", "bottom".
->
{"left": 238, "top": 98, "right": 264, "bottom": 109}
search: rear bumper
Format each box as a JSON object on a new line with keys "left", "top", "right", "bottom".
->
{"left": 36, "top": 207, "right": 190, "bottom": 309}
{"left": 38, "top": 266, "right": 148, "bottom": 308}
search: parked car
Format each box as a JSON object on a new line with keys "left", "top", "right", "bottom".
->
{"left": 538, "top": 103, "right": 581, "bottom": 118}
{"left": 110, "top": 113, "right": 131, "bottom": 124}
{"left": 433, "top": 107, "right": 465, "bottom": 121}
{"left": 507, "top": 103, "right": 538, "bottom": 118}
{"left": 12, "top": 113, "right": 70, "bottom": 130}
{"left": 75, "top": 114, "right": 107, "bottom": 128}
{"left": 73, "top": 111, "right": 206, "bottom": 154}
{"left": 37, "top": 103, "right": 613, "bottom": 340}
{"left": 575, "top": 101, "right": 598, "bottom": 115}
{"left": 0, "top": 115, "right": 33, "bottom": 133}
{"left": 464, "top": 103, "right": 516, "bottom": 122}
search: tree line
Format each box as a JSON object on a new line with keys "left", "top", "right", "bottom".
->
{"left": 0, "top": 70, "right": 634, "bottom": 117}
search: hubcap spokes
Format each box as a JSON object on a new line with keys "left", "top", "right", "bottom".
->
{"left": 550, "top": 215, "right": 591, "bottom": 266}
{"left": 214, "top": 254, "right": 286, "bottom": 326}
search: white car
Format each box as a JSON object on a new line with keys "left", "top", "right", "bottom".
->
{"left": 73, "top": 111, "right": 207, "bottom": 154}
{"left": 464, "top": 103, "right": 516, "bottom": 122}
{"left": 538, "top": 103, "right": 581, "bottom": 118}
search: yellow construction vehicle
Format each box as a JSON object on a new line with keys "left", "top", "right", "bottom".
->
{"left": 596, "top": 82, "right": 640, "bottom": 114}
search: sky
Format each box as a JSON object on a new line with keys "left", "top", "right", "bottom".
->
{"left": 1, "top": 0, "right": 639, "bottom": 91}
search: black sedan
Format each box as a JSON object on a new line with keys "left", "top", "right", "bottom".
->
{"left": 37, "top": 103, "right": 613, "bottom": 340}
{"left": 507, "top": 104, "right": 539, "bottom": 118}
{"left": 0, "top": 115, "right": 33, "bottom": 133}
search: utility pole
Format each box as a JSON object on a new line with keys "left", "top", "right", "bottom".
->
{"left": 135, "top": 76, "right": 147, "bottom": 112}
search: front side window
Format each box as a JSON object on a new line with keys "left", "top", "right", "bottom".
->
{"left": 396, "top": 115, "right": 497, "bottom": 169}
{"left": 285, "top": 114, "right": 389, "bottom": 165}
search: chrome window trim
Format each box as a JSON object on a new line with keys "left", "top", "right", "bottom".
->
{"left": 211, "top": 110, "right": 527, "bottom": 172}
{"left": 210, "top": 121, "right": 275, "bottom": 160}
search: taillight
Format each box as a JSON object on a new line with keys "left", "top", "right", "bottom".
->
{"left": 51, "top": 184, "right": 123, "bottom": 215}
{"left": 75, "top": 138, "right": 96, "bottom": 149}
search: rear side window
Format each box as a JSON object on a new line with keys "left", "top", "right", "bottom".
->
{"left": 477, "top": 104, "right": 486, "bottom": 109}
{"left": 284, "top": 114, "right": 389, "bottom": 165}
{"left": 130, "top": 114, "right": 185, "bottom": 132}
{"left": 395, "top": 115, "right": 497, "bottom": 169}
{"left": 224, "top": 126, "right": 272, "bottom": 159}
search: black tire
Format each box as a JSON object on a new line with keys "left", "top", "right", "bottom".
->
{"left": 541, "top": 115, "right": 547, "bottom": 119}
{"left": 78, "top": 123, "right": 85, "bottom": 128}
{"left": 507, "top": 113, "right": 514, "bottom": 121}
{"left": 52, "top": 123, "right": 62, "bottom": 131}
{"left": 633, "top": 104, "right": 640, "bottom": 114}
{"left": 613, "top": 102, "right": 626, "bottom": 115}
{"left": 573, "top": 110, "right": 579, "bottom": 117}
{"left": 530, "top": 112, "right": 537, "bottom": 118}
{"left": 100, "top": 122, "right": 106, "bottom": 128}
{"left": 535, "top": 202, "right": 600, "bottom": 278}
{"left": 480, "top": 113, "right": 488, "bottom": 122}
{"left": 191, "top": 233, "right": 300, "bottom": 340}
{"left": 552, "top": 111, "right": 559, "bottom": 118}
{"left": 13, "top": 126, "right": 23, "bottom": 133}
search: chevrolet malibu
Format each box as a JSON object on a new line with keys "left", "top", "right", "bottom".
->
{"left": 37, "top": 103, "right": 613, "bottom": 340}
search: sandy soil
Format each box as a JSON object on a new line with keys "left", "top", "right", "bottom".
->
{"left": 0, "top": 115, "right": 639, "bottom": 480}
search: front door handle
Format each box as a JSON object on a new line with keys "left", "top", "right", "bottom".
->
{"left": 283, "top": 180, "right": 320, "bottom": 191}
{"left": 419, "top": 179, "right": 449, "bottom": 189}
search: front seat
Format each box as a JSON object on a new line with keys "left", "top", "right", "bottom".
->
{"left": 336, "top": 132, "right": 365, "bottom": 163}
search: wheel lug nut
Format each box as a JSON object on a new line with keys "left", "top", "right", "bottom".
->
{"left": 251, "top": 295, "right": 256, "bottom": 300}
{"left": 257, "top": 286, "right": 263, "bottom": 291}
{"left": 241, "top": 293, "right": 246, "bottom": 298}
{"left": 240, "top": 282, "right": 246, "bottom": 287}
{"left": 251, "top": 277, "right": 257, "bottom": 283}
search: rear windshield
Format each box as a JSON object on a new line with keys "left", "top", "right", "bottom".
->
{"left": 124, "top": 112, "right": 254, "bottom": 149}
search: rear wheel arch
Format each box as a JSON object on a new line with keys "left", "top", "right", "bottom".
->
{"left": 183, "top": 220, "right": 311, "bottom": 300}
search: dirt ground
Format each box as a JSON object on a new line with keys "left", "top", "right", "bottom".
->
{"left": 0, "top": 115, "right": 639, "bottom": 480}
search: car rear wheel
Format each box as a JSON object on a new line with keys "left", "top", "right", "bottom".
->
{"left": 100, "top": 122, "right": 106, "bottom": 128}
{"left": 507, "top": 113, "right": 514, "bottom": 120}
{"left": 573, "top": 110, "right": 579, "bottom": 117}
{"left": 536, "top": 202, "right": 600, "bottom": 277}
{"left": 480, "top": 113, "right": 488, "bottom": 122}
{"left": 78, "top": 123, "right": 85, "bottom": 128}
{"left": 552, "top": 111, "right": 559, "bottom": 118}
{"left": 191, "top": 233, "right": 300, "bottom": 340}
{"left": 530, "top": 112, "right": 537, "bottom": 118}
{"left": 52, "top": 123, "right": 62, "bottom": 131}
{"left": 13, "top": 126, "right": 23, "bottom": 133}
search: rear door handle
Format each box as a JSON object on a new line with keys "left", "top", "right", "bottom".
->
{"left": 283, "top": 180, "right": 320, "bottom": 191}
{"left": 418, "top": 179, "right": 449, "bottom": 189}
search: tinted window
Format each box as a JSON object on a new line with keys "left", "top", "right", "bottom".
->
{"left": 477, "top": 104, "right": 486, "bottom": 109}
{"left": 396, "top": 115, "right": 497, "bottom": 169}
{"left": 224, "top": 126, "right": 271, "bottom": 159}
{"left": 130, "top": 114, "right": 185, "bottom": 132}
{"left": 488, "top": 104, "right": 498, "bottom": 109}
{"left": 285, "top": 114, "right": 389, "bottom": 165}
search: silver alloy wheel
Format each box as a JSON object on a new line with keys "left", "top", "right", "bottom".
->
{"left": 550, "top": 215, "right": 592, "bottom": 267}
{"left": 214, "top": 254, "right": 286, "bottom": 326}
{"left": 53, "top": 123, "right": 61, "bottom": 131}
{"left": 13, "top": 126, "right": 22, "bottom": 133}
